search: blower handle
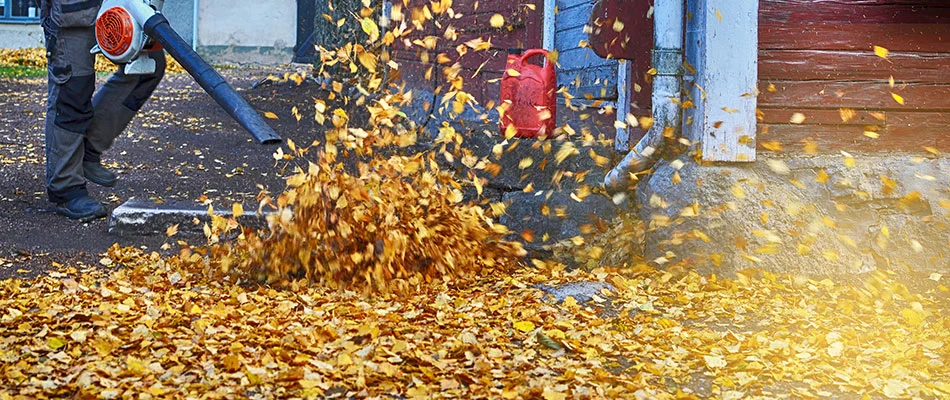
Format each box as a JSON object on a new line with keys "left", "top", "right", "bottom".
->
{"left": 142, "top": 14, "right": 281, "bottom": 145}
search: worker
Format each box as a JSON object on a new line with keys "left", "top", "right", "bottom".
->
{"left": 41, "top": 0, "right": 166, "bottom": 220}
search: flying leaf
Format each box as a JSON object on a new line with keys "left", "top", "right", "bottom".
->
{"left": 165, "top": 224, "right": 179, "bottom": 237}
{"left": 490, "top": 14, "right": 505, "bottom": 28}
{"left": 360, "top": 17, "right": 380, "bottom": 42}
{"left": 891, "top": 93, "right": 904, "bottom": 105}
{"left": 232, "top": 203, "right": 244, "bottom": 218}
{"left": 873, "top": 45, "right": 889, "bottom": 59}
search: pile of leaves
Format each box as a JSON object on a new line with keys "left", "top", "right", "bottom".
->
{"left": 0, "top": 47, "right": 185, "bottom": 75}
{"left": 1, "top": 246, "right": 947, "bottom": 398}
{"left": 206, "top": 145, "right": 526, "bottom": 294}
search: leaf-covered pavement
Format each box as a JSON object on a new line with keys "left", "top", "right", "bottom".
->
{"left": 1, "top": 244, "right": 947, "bottom": 399}
{"left": 2, "top": 4, "right": 949, "bottom": 399}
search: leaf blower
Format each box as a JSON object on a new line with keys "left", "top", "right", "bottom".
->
{"left": 91, "top": 0, "right": 282, "bottom": 145}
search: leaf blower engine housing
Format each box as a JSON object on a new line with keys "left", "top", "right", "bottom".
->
{"left": 90, "top": 0, "right": 281, "bottom": 145}
{"left": 94, "top": 0, "right": 163, "bottom": 66}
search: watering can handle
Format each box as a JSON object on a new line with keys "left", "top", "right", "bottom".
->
{"left": 519, "top": 49, "right": 550, "bottom": 66}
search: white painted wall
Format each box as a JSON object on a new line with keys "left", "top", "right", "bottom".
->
{"left": 684, "top": 0, "right": 758, "bottom": 162}
{"left": 0, "top": 23, "right": 44, "bottom": 49}
{"left": 197, "top": 0, "right": 295, "bottom": 48}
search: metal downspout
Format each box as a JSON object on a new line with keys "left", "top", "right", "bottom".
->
{"left": 604, "top": 0, "right": 685, "bottom": 192}
{"left": 192, "top": 0, "right": 199, "bottom": 49}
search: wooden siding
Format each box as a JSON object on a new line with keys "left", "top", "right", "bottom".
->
{"left": 555, "top": 0, "right": 617, "bottom": 101}
{"left": 586, "top": 0, "right": 653, "bottom": 111}
{"left": 388, "top": 0, "right": 543, "bottom": 106}
{"left": 758, "top": 0, "right": 950, "bottom": 153}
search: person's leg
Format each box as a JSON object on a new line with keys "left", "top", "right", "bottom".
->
{"left": 82, "top": 49, "right": 166, "bottom": 186}
{"left": 43, "top": 21, "right": 105, "bottom": 220}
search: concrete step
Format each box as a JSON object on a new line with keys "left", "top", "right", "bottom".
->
{"left": 109, "top": 199, "right": 272, "bottom": 236}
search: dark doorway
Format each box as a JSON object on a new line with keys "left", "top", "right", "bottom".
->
{"left": 294, "top": 0, "right": 316, "bottom": 63}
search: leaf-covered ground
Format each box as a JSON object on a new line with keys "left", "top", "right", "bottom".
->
{"left": 0, "top": 47, "right": 185, "bottom": 77}
{"left": 1, "top": 245, "right": 947, "bottom": 399}
{"left": 2, "top": 4, "right": 948, "bottom": 399}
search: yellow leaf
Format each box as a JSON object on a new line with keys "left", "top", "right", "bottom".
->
{"left": 232, "top": 203, "right": 244, "bottom": 218}
{"left": 731, "top": 184, "right": 745, "bottom": 199}
{"left": 513, "top": 320, "right": 535, "bottom": 332}
{"left": 357, "top": 51, "right": 378, "bottom": 71}
{"left": 901, "top": 308, "right": 924, "bottom": 326}
{"left": 873, "top": 45, "right": 889, "bottom": 59}
{"left": 612, "top": 18, "right": 624, "bottom": 32}
{"left": 891, "top": 92, "right": 904, "bottom": 105}
{"left": 715, "top": 9, "right": 722, "bottom": 22}
{"left": 223, "top": 354, "right": 242, "bottom": 372}
{"left": 48, "top": 337, "right": 66, "bottom": 350}
{"left": 815, "top": 169, "right": 830, "bottom": 184}
{"left": 704, "top": 354, "right": 727, "bottom": 369}
{"left": 69, "top": 330, "right": 88, "bottom": 343}
{"left": 761, "top": 141, "right": 782, "bottom": 152}
{"left": 766, "top": 159, "right": 790, "bottom": 175}
{"left": 542, "top": 391, "right": 568, "bottom": 400}
{"left": 360, "top": 17, "right": 380, "bottom": 42}
{"left": 841, "top": 151, "right": 856, "bottom": 168}
{"left": 165, "top": 224, "right": 179, "bottom": 237}
{"left": 883, "top": 379, "right": 909, "bottom": 398}
{"left": 789, "top": 112, "right": 806, "bottom": 124}
{"left": 827, "top": 341, "right": 843, "bottom": 357}
{"left": 518, "top": 157, "right": 533, "bottom": 169}
{"left": 839, "top": 108, "right": 856, "bottom": 122}
{"left": 264, "top": 111, "right": 279, "bottom": 120}
{"left": 338, "top": 352, "right": 353, "bottom": 366}
{"left": 639, "top": 116, "right": 654, "bottom": 131}
{"left": 490, "top": 14, "right": 505, "bottom": 28}
{"left": 126, "top": 355, "right": 146, "bottom": 374}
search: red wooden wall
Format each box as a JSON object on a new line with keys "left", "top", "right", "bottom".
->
{"left": 757, "top": 0, "right": 950, "bottom": 153}
{"left": 388, "top": 0, "right": 543, "bottom": 109}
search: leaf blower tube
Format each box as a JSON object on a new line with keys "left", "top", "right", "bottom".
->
{"left": 142, "top": 14, "right": 282, "bottom": 145}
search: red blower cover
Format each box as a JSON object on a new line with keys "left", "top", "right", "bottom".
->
{"left": 499, "top": 49, "right": 556, "bottom": 138}
{"left": 96, "top": 7, "right": 136, "bottom": 57}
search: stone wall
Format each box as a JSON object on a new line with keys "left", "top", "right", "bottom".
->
{"left": 634, "top": 154, "right": 950, "bottom": 276}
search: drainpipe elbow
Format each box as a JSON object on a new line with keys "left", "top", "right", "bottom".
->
{"left": 604, "top": 130, "right": 662, "bottom": 193}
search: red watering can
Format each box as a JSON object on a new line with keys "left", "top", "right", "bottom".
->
{"left": 499, "top": 49, "right": 556, "bottom": 138}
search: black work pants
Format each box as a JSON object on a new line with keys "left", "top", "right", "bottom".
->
{"left": 42, "top": 15, "right": 165, "bottom": 203}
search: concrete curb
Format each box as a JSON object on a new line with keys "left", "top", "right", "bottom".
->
{"left": 109, "top": 199, "right": 273, "bottom": 236}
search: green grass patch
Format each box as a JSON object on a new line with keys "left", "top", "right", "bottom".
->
{"left": 0, "top": 64, "right": 45, "bottom": 78}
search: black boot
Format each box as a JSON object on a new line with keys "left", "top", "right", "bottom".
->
{"left": 82, "top": 161, "right": 118, "bottom": 187}
{"left": 55, "top": 195, "right": 107, "bottom": 221}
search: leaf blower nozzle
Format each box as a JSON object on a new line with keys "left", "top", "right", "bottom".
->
{"left": 93, "top": 0, "right": 281, "bottom": 145}
{"left": 142, "top": 14, "right": 281, "bottom": 145}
